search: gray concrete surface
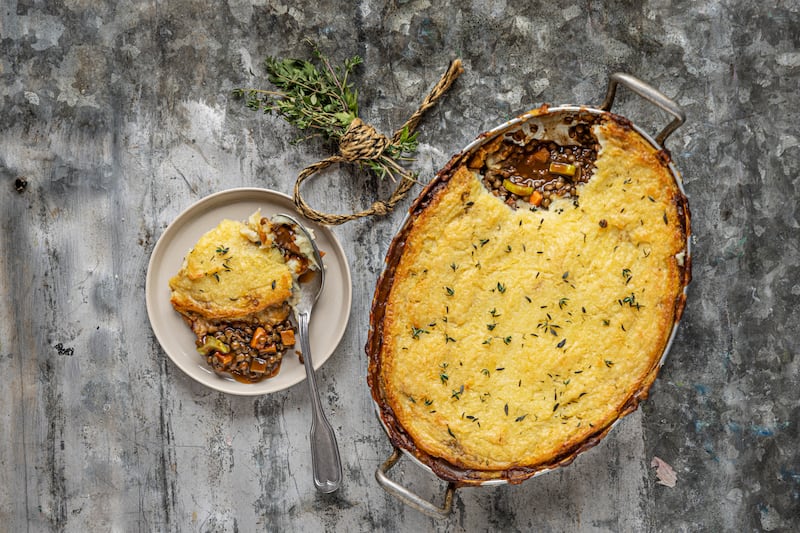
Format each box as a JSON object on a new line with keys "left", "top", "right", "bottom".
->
{"left": 1, "top": 1, "right": 798, "bottom": 531}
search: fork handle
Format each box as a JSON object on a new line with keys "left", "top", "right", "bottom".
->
{"left": 298, "top": 311, "right": 343, "bottom": 493}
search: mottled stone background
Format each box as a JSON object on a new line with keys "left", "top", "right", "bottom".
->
{"left": 1, "top": 1, "right": 798, "bottom": 531}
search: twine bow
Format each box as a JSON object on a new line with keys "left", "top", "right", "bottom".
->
{"left": 293, "top": 59, "right": 464, "bottom": 225}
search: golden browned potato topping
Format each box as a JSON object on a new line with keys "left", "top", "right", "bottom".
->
{"left": 374, "top": 119, "right": 688, "bottom": 476}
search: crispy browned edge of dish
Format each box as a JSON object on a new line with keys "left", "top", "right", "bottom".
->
{"left": 366, "top": 109, "right": 693, "bottom": 487}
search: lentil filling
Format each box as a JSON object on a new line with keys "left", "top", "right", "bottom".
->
{"left": 470, "top": 122, "right": 600, "bottom": 210}
{"left": 199, "top": 319, "right": 297, "bottom": 383}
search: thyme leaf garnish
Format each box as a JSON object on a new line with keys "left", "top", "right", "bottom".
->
{"left": 621, "top": 292, "right": 643, "bottom": 310}
{"left": 622, "top": 268, "right": 633, "bottom": 284}
{"left": 411, "top": 326, "right": 429, "bottom": 339}
{"left": 439, "top": 362, "right": 449, "bottom": 384}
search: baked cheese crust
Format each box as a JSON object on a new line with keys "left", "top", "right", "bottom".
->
{"left": 169, "top": 213, "right": 293, "bottom": 323}
{"left": 376, "top": 120, "right": 688, "bottom": 473}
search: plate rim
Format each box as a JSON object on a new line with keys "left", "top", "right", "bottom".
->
{"left": 145, "top": 187, "right": 352, "bottom": 396}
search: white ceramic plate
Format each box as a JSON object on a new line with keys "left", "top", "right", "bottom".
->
{"left": 145, "top": 188, "right": 352, "bottom": 396}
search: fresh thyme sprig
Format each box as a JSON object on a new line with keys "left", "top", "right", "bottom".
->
{"left": 234, "top": 44, "right": 362, "bottom": 140}
{"left": 233, "top": 40, "right": 419, "bottom": 182}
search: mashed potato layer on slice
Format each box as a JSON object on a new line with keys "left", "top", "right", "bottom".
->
{"left": 169, "top": 216, "right": 293, "bottom": 322}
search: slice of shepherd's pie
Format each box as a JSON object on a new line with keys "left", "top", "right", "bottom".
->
{"left": 169, "top": 210, "right": 316, "bottom": 383}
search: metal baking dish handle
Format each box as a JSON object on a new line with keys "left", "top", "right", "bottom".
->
{"left": 599, "top": 72, "right": 685, "bottom": 146}
{"left": 376, "top": 448, "right": 456, "bottom": 519}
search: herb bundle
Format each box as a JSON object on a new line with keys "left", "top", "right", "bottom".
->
{"left": 234, "top": 41, "right": 463, "bottom": 225}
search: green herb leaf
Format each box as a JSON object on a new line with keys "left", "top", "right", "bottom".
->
{"left": 622, "top": 268, "right": 632, "bottom": 283}
{"left": 411, "top": 326, "right": 429, "bottom": 339}
{"left": 234, "top": 41, "right": 420, "bottom": 181}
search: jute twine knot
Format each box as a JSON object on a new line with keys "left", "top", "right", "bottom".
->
{"left": 338, "top": 118, "right": 390, "bottom": 162}
{"left": 293, "top": 58, "right": 464, "bottom": 225}
{"left": 370, "top": 200, "right": 391, "bottom": 215}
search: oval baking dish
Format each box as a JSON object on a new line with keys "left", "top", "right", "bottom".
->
{"left": 366, "top": 73, "right": 692, "bottom": 517}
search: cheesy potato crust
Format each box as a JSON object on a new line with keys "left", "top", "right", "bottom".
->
{"left": 376, "top": 120, "right": 688, "bottom": 474}
{"left": 169, "top": 215, "right": 293, "bottom": 322}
